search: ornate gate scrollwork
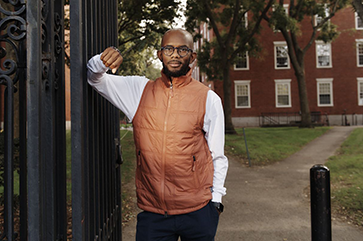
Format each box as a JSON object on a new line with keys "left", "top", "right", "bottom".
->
{"left": 0, "top": 0, "right": 26, "bottom": 240}
{"left": 1, "top": 0, "right": 66, "bottom": 240}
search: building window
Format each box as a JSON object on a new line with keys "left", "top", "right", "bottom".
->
{"left": 317, "top": 78, "right": 333, "bottom": 107}
{"left": 358, "top": 78, "right": 363, "bottom": 106}
{"left": 272, "top": 4, "right": 289, "bottom": 31}
{"left": 235, "top": 80, "right": 251, "bottom": 108}
{"left": 356, "top": 13, "right": 363, "bottom": 30}
{"left": 356, "top": 40, "right": 363, "bottom": 67}
{"left": 272, "top": 4, "right": 289, "bottom": 14}
{"left": 241, "top": 12, "right": 248, "bottom": 29}
{"left": 316, "top": 41, "right": 332, "bottom": 68}
{"left": 315, "top": 4, "right": 329, "bottom": 27}
{"left": 274, "top": 42, "right": 290, "bottom": 69}
{"left": 275, "top": 79, "right": 291, "bottom": 108}
{"left": 234, "top": 51, "right": 249, "bottom": 70}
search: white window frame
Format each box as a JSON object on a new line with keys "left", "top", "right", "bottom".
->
{"left": 274, "top": 41, "right": 290, "bottom": 69}
{"left": 234, "top": 50, "right": 249, "bottom": 70}
{"left": 272, "top": 4, "right": 289, "bottom": 32}
{"left": 241, "top": 12, "right": 248, "bottom": 29}
{"left": 272, "top": 4, "right": 289, "bottom": 15}
{"left": 234, "top": 80, "right": 251, "bottom": 108}
{"left": 356, "top": 39, "right": 363, "bottom": 67}
{"left": 275, "top": 79, "right": 292, "bottom": 108}
{"left": 317, "top": 78, "right": 334, "bottom": 107}
{"left": 355, "top": 12, "right": 363, "bottom": 30}
{"left": 314, "top": 4, "right": 330, "bottom": 27}
{"left": 358, "top": 78, "right": 363, "bottom": 106}
{"left": 316, "top": 41, "right": 332, "bottom": 68}
{"left": 283, "top": 4, "right": 289, "bottom": 14}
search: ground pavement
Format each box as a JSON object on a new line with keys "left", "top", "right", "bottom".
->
{"left": 122, "top": 126, "right": 363, "bottom": 241}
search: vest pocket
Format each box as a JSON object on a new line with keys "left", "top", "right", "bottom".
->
{"left": 192, "top": 156, "right": 196, "bottom": 172}
{"left": 192, "top": 155, "right": 200, "bottom": 187}
{"left": 136, "top": 150, "right": 146, "bottom": 190}
{"left": 137, "top": 150, "right": 141, "bottom": 166}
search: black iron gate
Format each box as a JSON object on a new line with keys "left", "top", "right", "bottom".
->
{"left": 0, "top": 1, "right": 28, "bottom": 239}
{"left": 1, "top": 0, "right": 121, "bottom": 240}
{"left": 0, "top": 0, "right": 67, "bottom": 240}
{"left": 70, "top": 0, "right": 122, "bottom": 240}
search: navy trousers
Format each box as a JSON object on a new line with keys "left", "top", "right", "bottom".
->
{"left": 136, "top": 202, "right": 220, "bottom": 241}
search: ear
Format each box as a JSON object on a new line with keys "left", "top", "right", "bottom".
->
{"left": 157, "top": 50, "right": 163, "bottom": 62}
{"left": 189, "top": 52, "right": 197, "bottom": 64}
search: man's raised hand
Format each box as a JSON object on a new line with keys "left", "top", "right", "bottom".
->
{"left": 100, "top": 46, "right": 123, "bottom": 74}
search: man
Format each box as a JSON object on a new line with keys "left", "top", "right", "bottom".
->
{"left": 87, "top": 28, "right": 228, "bottom": 241}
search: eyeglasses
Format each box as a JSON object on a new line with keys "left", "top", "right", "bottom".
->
{"left": 161, "top": 46, "right": 193, "bottom": 57}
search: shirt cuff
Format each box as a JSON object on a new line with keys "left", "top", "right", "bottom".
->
{"left": 212, "top": 192, "right": 223, "bottom": 203}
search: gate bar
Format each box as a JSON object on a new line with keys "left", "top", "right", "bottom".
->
{"left": 70, "top": 0, "right": 87, "bottom": 239}
{"left": 26, "top": 0, "right": 42, "bottom": 239}
{"left": 4, "top": 82, "right": 14, "bottom": 241}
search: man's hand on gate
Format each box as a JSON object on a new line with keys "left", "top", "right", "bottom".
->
{"left": 101, "top": 46, "right": 123, "bottom": 74}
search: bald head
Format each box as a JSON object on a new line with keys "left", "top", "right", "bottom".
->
{"left": 161, "top": 28, "right": 194, "bottom": 49}
{"left": 157, "top": 28, "right": 197, "bottom": 78}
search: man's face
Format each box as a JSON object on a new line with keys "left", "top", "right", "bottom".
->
{"left": 157, "top": 30, "right": 196, "bottom": 78}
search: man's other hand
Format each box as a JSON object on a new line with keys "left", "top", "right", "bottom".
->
{"left": 100, "top": 47, "right": 123, "bottom": 74}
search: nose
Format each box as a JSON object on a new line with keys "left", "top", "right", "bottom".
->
{"left": 170, "top": 48, "right": 180, "bottom": 58}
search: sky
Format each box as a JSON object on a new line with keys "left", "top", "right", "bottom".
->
{"left": 173, "top": 0, "right": 187, "bottom": 28}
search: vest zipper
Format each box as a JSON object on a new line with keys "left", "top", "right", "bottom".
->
{"left": 170, "top": 82, "right": 174, "bottom": 96}
{"left": 160, "top": 81, "right": 174, "bottom": 213}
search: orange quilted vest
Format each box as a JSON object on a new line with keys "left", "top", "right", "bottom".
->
{"left": 132, "top": 70, "right": 214, "bottom": 215}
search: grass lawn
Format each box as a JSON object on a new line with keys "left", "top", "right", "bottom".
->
{"left": 225, "top": 127, "right": 330, "bottom": 166}
{"left": 119, "top": 129, "right": 137, "bottom": 225}
{"left": 325, "top": 128, "right": 363, "bottom": 227}
{"left": 65, "top": 129, "right": 137, "bottom": 224}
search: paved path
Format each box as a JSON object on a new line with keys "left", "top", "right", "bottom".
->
{"left": 216, "top": 126, "right": 363, "bottom": 241}
{"left": 123, "top": 126, "right": 363, "bottom": 240}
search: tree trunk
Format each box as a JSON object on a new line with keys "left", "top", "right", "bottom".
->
{"left": 295, "top": 69, "right": 312, "bottom": 128}
{"left": 353, "top": 0, "right": 363, "bottom": 23}
{"left": 222, "top": 63, "right": 237, "bottom": 134}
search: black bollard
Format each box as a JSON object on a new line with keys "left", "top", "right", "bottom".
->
{"left": 310, "top": 164, "right": 332, "bottom": 241}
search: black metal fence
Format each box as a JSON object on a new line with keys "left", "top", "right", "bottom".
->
{"left": 1, "top": 1, "right": 31, "bottom": 240}
{"left": 1, "top": 0, "right": 121, "bottom": 240}
{"left": 260, "top": 111, "right": 324, "bottom": 127}
{"left": 70, "top": 0, "right": 122, "bottom": 240}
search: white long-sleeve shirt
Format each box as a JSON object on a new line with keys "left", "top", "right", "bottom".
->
{"left": 87, "top": 54, "right": 228, "bottom": 203}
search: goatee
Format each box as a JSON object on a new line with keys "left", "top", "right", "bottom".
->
{"left": 163, "top": 60, "right": 190, "bottom": 78}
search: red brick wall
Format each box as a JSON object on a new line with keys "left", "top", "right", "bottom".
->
{"left": 213, "top": 7, "right": 363, "bottom": 118}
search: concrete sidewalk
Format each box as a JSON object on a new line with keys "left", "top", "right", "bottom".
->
{"left": 122, "top": 126, "right": 363, "bottom": 240}
{"left": 216, "top": 126, "right": 363, "bottom": 241}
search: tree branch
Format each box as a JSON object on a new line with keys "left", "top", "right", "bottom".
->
{"left": 231, "top": 0, "right": 274, "bottom": 60}
{"left": 119, "top": 34, "right": 144, "bottom": 46}
{"left": 226, "top": 0, "right": 241, "bottom": 47}
{"left": 353, "top": 0, "right": 363, "bottom": 22}
{"left": 202, "top": 0, "right": 225, "bottom": 48}
{"left": 304, "top": 0, "right": 341, "bottom": 53}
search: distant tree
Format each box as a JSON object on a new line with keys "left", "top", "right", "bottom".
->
{"left": 185, "top": 0, "right": 274, "bottom": 134}
{"left": 117, "top": 0, "right": 180, "bottom": 75}
{"left": 352, "top": 0, "right": 363, "bottom": 22}
{"left": 64, "top": 0, "right": 180, "bottom": 75}
{"left": 263, "top": 0, "right": 349, "bottom": 127}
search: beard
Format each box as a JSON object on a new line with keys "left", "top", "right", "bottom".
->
{"left": 163, "top": 58, "right": 191, "bottom": 78}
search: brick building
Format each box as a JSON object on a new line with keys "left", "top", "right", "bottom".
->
{"left": 194, "top": 6, "right": 363, "bottom": 127}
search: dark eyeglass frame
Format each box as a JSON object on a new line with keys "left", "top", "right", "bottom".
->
{"left": 161, "top": 45, "right": 193, "bottom": 57}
